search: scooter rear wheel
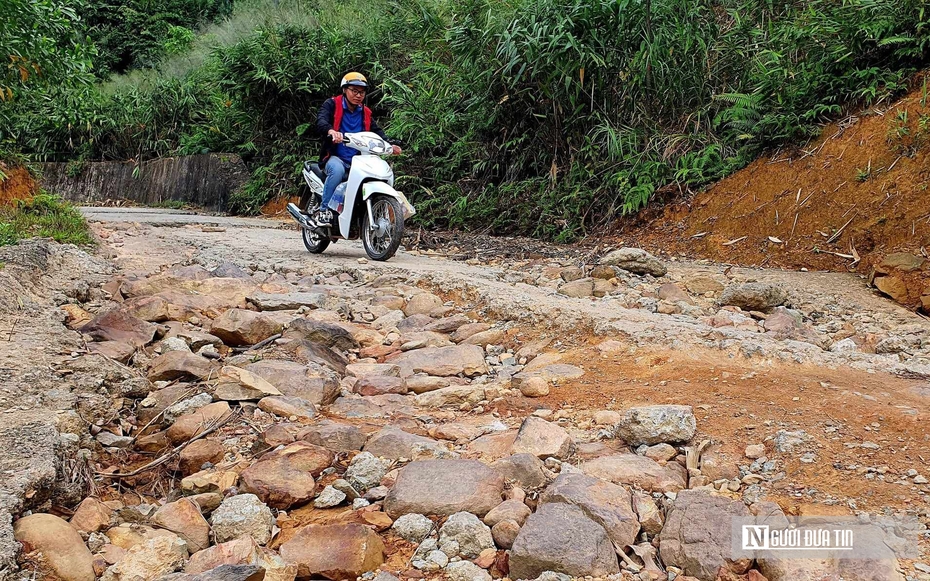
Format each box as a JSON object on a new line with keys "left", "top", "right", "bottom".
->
{"left": 362, "top": 195, "right": 404, "bottom": 261}
{"left": 301, "top": 194, "right": 330, "bottom": 254}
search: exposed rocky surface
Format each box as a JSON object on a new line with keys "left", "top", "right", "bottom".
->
{"left": 3, "top": 217, "right": 930, "bottom": 581}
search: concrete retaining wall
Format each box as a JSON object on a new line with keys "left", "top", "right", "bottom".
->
{"left": 38, "top": 153, "right": 249, "bottom": 211}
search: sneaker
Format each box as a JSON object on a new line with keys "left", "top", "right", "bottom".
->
{"left": 310, "top": 209, "right": 334, "bottom": 228}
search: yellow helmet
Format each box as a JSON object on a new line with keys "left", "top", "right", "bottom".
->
{"left": 340, "top": 72, "right": 368, "bottom": 89}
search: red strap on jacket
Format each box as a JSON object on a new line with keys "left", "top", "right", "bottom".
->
{"left": 333, "top": 95, "right": 372, "bottom": 133}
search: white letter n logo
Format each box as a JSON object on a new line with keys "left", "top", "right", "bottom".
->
{"left": 742, "top": 525, "right": 769, "bottom": 550}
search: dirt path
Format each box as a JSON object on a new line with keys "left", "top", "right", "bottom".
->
{"left": 82, "top": 207, "right": 930, "bottom": 517}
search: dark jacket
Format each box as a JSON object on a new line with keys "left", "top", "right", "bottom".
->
{"left": 316, "top": 96, "right": 389, "bottom": 165}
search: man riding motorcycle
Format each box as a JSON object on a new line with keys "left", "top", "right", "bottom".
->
{"left": 311, "top": 72, "right": 402, "bottom": 228}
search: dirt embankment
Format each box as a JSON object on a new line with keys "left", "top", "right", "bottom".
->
{"left": 0, "top": 165, "right": 37, "bottom": 207}
{"left": 624, "top": 83, "right": 930, "bottom": 312}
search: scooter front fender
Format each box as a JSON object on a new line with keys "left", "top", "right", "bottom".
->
{"left": 362, "top": 182, "right": 416, "bottom": 219}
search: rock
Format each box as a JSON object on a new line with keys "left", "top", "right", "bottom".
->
{"left": 179, "top": 439, "right": 226, "bottom": 475}
{"left": 490, "top": 454, "right": 550, "bottom": 489}
{"left": 282, "top": 319, "right": 359, "bottom": 351}
{"left": 211, "top": 263, "right": 251, "bottom": 278}
{"left": 772, "top": 429, "right": 810, "bottom": 453}
{"left": 438, "top": 512, "right": 495, "bottom": 558}
{"left": 483, "top": 500, "right": 531, "bottom": 527}
{"left": 210, "top": 494, "right": 274, "bottom": 545}
{"left": 391, "top": 514, "right": 434, "bottom": 543}
{"left": 509, "top": 503, "right": 620, "bottom": 579}
{"left": 148, "top": 351, "right": 216, "bottom": 382}
{"left": 519, "top": 376, "right": 550, "bottom": 397}
{"left": 446, "top": 561, "right": 492, "bottom": 581}
{"left": 167, "top": 402, "right": 231, "bottom": 444}
{"left": 581, "top": 454, "right": 687, "bottom": 493}
{"left": 246, "top": 360, "right": 340, "bottom": 406}
{"left": 384, "top": 459, "right": 505, "bottom": 518}
{"left": 658, "top": 283, "right": 694, "bottom": 304}
{"left": 97, "top": 430, "right": 134, "bottom": 449}
{"left": 632, "top": 492, "right": 663, "bottom": 536}
{"left": 258, "top": 396, "right": 317, "bottom": 420}
{"left": 184, "top": 537, "right": 269, "bottom": 574}
{"left": 13, "top": 513, "right": 95, "bottom": 581}
{"left": 593, "top": 410, "right": 622, "bottom": 425}
{"left": 123, "top": 295, "right": 171, "bottom": 322}
{"left": 599, "top": 248, "right": 667, "bottom": 277}
{"left": 100, "top": 534, "right": 189, "bottom": 581}
{"left": 210, "top": 309, "right": 283, "bottom": 346}
{"left": 880, "top": 252, "right": 925, "bottom": 272}
{"left": 424, "top": 314, "right": 471, "bottom": 333}
{"left": 684, "top": 276, "right": 724, "bottom": 294}
{"left": 451, "top": 322, "right": 492, "bottom": 343}
{"left": 397, "top": 313, "right": 435, "bottom": 332}
{"left": 615, "top": 405, "right": 696, "bottom": 446}
{"left": 363, "top": 427, "right": 454, "bottom": 460}
{"left": 745, "top": 444, "right": 765, "bottom": 459}
{"left": 344, "top": 363, "right": 400, "bottom": 378}
{"left": 152, "top": 498, "right": 211, "bottom": 553}
{"left": 354, "top": 375, "right": 407, "bottom": 396}
{"left": 405, "top": 293, "right": 443, "bottom": 316}
{"left": 659, "top": 490, "right": 752, "bottom": 580}
{"left": 214, "top": 366, "right": 283, "bottom": 401}
{"left": 248, "top": 291, "right": 326, "bottom": 311}
{"left": 188, "top": 493, "right": 224, "bottom": 514}
{"left": 513, "top": 364, "right": 584, "bottom": 386}
{"left": 279, "top": 524, "right": 385, "bottom": 580}
{"left": 874, "top": 275, "right": 910, "bottom": 303}
{"left": 105, "top": 524, "right": 173, "bottom": 550}
{"left": 88, "top": 340, "right": 136, "bottom": 363}
{"left": 461, "top": 328, "right": 506, "bottom": 347}
{"left": 313, "top": 486, "right": 347, "bottom": 508}
{"left": 558, "top": 279, "right": 594, "bottom": 298}
{"left": 389, "top": 345, "right": 489, "bottom": 377}
{"left": 538, "top": 472, "right": 639, "bottom": 548}
{"left": 80, "top": 309, "right": 157, "bottom": 348}
{"left": 182, "top": 469, "right": 239, "bottom": 495}
{"left": 468, "top": 430, "right": 519, "bottom": 460}
{"left": 239, "top": 441, "right": 334, "bottom": 509}
{"left": 491, "top": 520, "right": 520, "bottom": 549}
{"left": 718, "top": 283, "right": 788, "bottom": 311}
{"left": 360, "top": 511, "right": 393, "bottom": 531}
{"left": 343, "top": 451, "right": 390, "bottom": 492}
{"left": 70, "top": 497, "right": 114, "bottom": 533}
{"left": 414, "top": 385, "right": 486, "bottom": 408}
{"left": 297, "top": 421, "right": 367, "bottom": 453}
{"left": 511, "top": 417, "right": 574, "bottom": 459}
{"left": 644, "top": 443, "right": 677, "bottom": 463}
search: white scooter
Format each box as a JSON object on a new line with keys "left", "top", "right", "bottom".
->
{"left": 286, "top": 132, "right": 415, "bottom": 261}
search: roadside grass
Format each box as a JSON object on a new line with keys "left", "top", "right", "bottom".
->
{"left": 0, "top": 193, "right": 93, "bottom": 247}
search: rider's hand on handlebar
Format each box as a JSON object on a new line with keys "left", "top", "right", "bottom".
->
{"left": 328, "top": 130, "right": 344, "bottom": 144}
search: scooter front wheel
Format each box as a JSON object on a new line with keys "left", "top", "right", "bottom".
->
{"left": 362, "top": 195, "right": 404, "bottom": 261}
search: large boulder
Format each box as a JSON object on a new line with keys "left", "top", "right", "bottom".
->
{"left": 70, "top": 497, "right": 114, "bottom": 533}
{"left": 384, "top": 460, "right": 504, "bottom": 518}
{"left": 718, "top": 282, "right": 788, "bottom": 311}
{"left": 210, "top": 309, "right": 283, "bottom": 346}
{"left": 297, "top": 420, "right": 367, "bottom": 452}
{"left": 581, "top": 454, "right": 687, "bottom": 493}
{"left": 279, "top": 524, "right": 385, "bottom": 580}
{"left": 511, "top": 417, "right": 574, "bottom": 460}
{"left": 13, "top": 513, "right": 95, "bottom": 581}
{"left": 239, "top": 441, "right": 333, "bottom": 509}
{"left": 389, "top": 345, "right": 488, "bottom": 377}
{"left": 79, "top": 309, "right": 157, "bottom": 348}
{"left": 100, "top": 534, "right": 189, "bottom": 581}
{"left": 148, "top": 351, "right": 216, "bottom": 382}
{"left": 152, "top": 498, "right": 211, "bottom": 553}
{"left": 539, "top": 472, "right": 639, "bottom": 548}
{"left": 509, "top": 503, "right": 620, "bottom": 579}
{"left": 282, "top": 319, "right": 359, "bottom": 351}
{"left": 490, "top": 453, "right": 550, "bottom": 489}
{"left": 658, "top": 490, "right": 752, "bottom": 580}
{"left": 615, "top": 405, "right": 696, "bottom": 446}
{"left": 248, "top": 291, "right": 326, "bottom": 311}
{"left": 362, "top": 427, "right": 455, "bottom": 460}
{"left": 245, "top": 360, "right": 340, "bottom": 406}
{"left": 599, "top": 248, "right": 667, "bottom": 277}
{"left": 210, "top": 494, "right": 275, "bottom": 545}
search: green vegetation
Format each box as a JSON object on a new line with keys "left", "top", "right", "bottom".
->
{"left": 0, "top": 193, "right": 93, "bottom": 247}
{"left": 2, "top": 0, "right": 929, "bottom": 240}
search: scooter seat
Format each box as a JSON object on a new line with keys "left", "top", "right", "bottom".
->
{"left": 304, "top": 161, "right": 326, "bottom": 182}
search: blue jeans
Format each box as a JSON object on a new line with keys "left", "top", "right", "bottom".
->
{"left": 321, "top": 157, "right": 350, "bottom": 212}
